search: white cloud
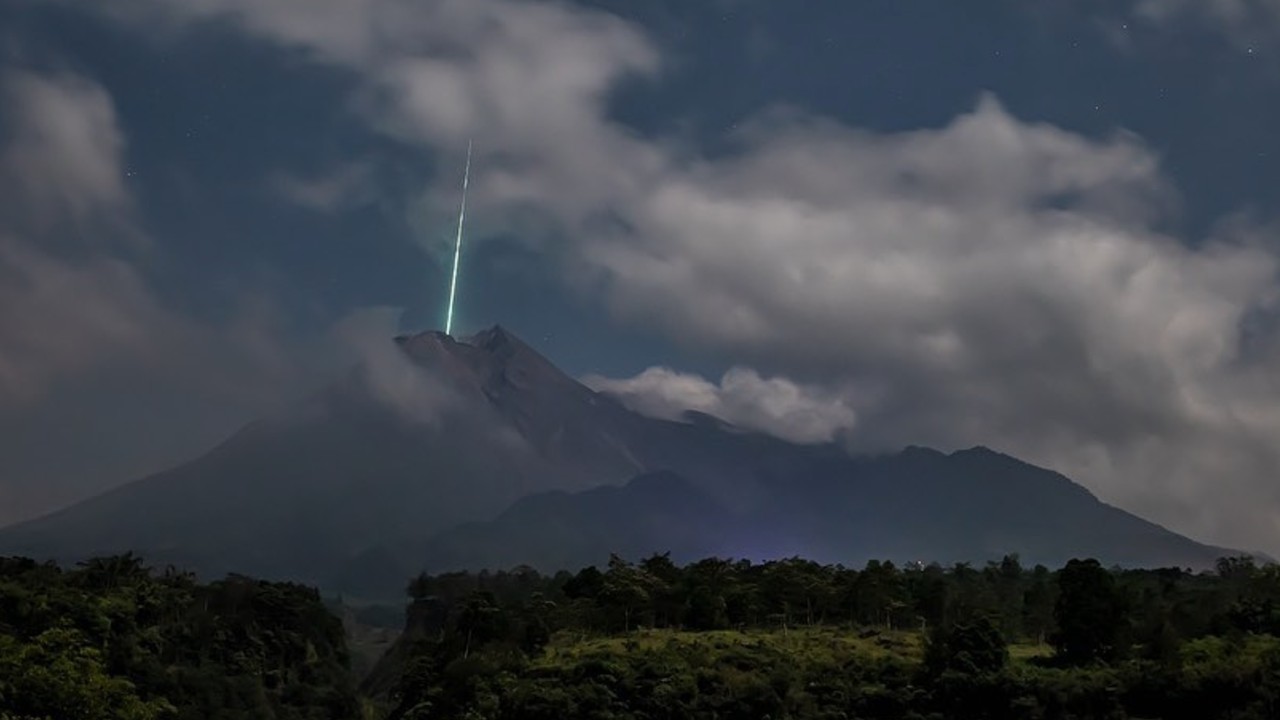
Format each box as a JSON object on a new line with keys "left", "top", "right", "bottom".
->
{"left": 91, "top": 0, "right": 1280, "bottom": 554}
{"left": 583, "top": 366, "right": 856, "bottom": 444}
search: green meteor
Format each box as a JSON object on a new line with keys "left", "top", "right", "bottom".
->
{"left": 445, "top": 140, "right": 472, "bottom": 336}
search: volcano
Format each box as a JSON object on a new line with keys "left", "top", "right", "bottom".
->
{"left": 0, "top": 326, "right": 1237, "bottom": 598}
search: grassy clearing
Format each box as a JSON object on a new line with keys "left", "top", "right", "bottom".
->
{"left": 1008, "top": 640, "right": 1053, "bottom": 662}
{"left": 539, "top": 626, "right": 1057, "bottom": 671}
{"left": 543, "top": 626, "right": 922, "bottom": 667}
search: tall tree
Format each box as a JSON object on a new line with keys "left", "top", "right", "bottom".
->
{"left": 599, "top": 555, "right": 653, "bottom": 632}
{"left": 1052, "top": 559, "right": 1129, "bottom": 665}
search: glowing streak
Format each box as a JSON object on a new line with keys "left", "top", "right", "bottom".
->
{"left": 445, "top": 140, "right": 472, "bottom": 336}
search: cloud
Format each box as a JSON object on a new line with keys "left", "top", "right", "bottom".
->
{"left": 0, "top": 70, "right": 133, "bottom": 236}
{"left": 88, "top": 0, "right": 1280, "bottom": 554}
{"left": 1130, "top": 0, "right": 1280, "bottom": 46}
{"left": 1134, "top": 0, "right": 1280, "bottom": 28}
{"left": 0, "top": 69, "right": 164, "bottom": 401}
{"left": 0, "top": 68, "right": 186, "bottom": 523}
{"left": 97, "top": 0, "right": 662, "bottom": 240}
{"left": 326, "top": 307, "right": 462, "bottom": 426}
{"left": 577, "top": 97, "right": 1280, "bottom": 551}
{"left": 270, "top": 160, "right": 378, "bottom": 213}
{"left": 0, "top": 239, "right": 175, "bottom": 401}
{"left": 0, "top": 67, "right": 404, "bottom": 526}
{"left": 583, "top": 366, "right": 856, "bottom": 444}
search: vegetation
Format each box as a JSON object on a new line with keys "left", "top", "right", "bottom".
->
{"left": 383, "top": 554, "right": 1280, "bottom": 719}
{"left": 8, "top": 552, "right": 1280, "bottom": 718}
{"left": 0, "top": 554, "right": 358, "bottom": 720}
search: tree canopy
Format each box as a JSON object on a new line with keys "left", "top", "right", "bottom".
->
{"left": 0, "top": 554, "right": 358, "bottom": 720}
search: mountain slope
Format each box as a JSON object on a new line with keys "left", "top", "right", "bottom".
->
{"left": 417, "top": 470, "right": 746, "bottom": 572}
{"left": 0, "top": 325, "right": 1239, "bottom": 597}
{"left": 415, "top": 446, "right": 1233, "bottom": 572}
{"left": 0, "top": 327, "right": 649, "bottom": 589}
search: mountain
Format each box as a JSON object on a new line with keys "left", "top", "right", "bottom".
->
{"left": 417, "top": 446, "right": 1234, "bottom": 573}
{"left": 0, "top": 325, "right": 1239, "bottom": 598}
{"left": 0, "top": 327, "right": 644, "bottom": 589}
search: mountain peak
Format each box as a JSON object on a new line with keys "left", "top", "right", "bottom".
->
{"left": 394, "top": 325, "right": 531, "bottom": 360}
{"left": 391, "top": 324, "right": 594, "bottom": 410}
{"left": 393, "top": 329, "right": 454, "bottom": 352}
{"left": 952, "top": 445, "right": 1001, "bottom": 458}
{"left": 465, "top": 324, "right": 527, "bottom": 356}
{"left": 461, "top": 325, "right": 560, "bottom": 380}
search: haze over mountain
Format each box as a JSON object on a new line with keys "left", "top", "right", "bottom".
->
{"left": 0, "top": 327, "right": 1237, "bottom": 598}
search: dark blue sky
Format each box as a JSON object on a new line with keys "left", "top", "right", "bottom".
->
{"left": 1, "top": 0, "right": 1278, "bottom": 553}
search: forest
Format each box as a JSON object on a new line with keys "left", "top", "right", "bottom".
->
{"left": 377, "top": 554, "right": 1280, "bottom": 719}
{"left": 7, "top": 553, "right": 1280, "bottom": 719}
{"left": 0, "top": 554, "right": 359, "bottom": 720}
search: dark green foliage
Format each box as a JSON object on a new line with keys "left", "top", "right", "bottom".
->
{"left": 1053, "top": 558, "right": 1129, "bottom": 665}
{"left": 0, "top": 555, "right": 359, "bottom": 720}
{"left": 9, "top": 550, "right": 1280, "bottom": 719}
{"left": 561, "top": 565, "right": 604, "bottom": 600}
{"left": 924, "top": 615, "right": 1008, "bottom": 676}
{"left": 599, "top": 555, "right": 656, "bottom": 633}
{"left": 379, "top": 553, "right": 1280, "bottom": 720}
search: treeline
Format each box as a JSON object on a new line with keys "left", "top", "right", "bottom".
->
{"left": 403, "top": 554, "right": 1280, "bottom": 653}
{"left": 0, "top": 554, "right": 359, "bottom": 720}
{"left": 384, "top": 554, "right": 1280, "bottom": 719}
{"left": 8, "top": 552, "right": 1280, "bottom": 719}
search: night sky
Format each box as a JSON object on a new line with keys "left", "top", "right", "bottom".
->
{"left": 2, "top": 0, "right": 1279, "bottom": 554}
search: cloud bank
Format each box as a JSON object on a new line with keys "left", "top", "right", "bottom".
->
{"left": 56, "top": 0, "right": 1280, "bottom": 554}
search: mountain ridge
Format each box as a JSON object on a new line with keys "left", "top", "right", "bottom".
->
{"left": 408, "top": 443, "right": 1228, "bottom": 574}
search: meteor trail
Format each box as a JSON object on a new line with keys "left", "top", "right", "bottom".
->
{"left": 445, "top": 140, "right": 472, "bottom": 336}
